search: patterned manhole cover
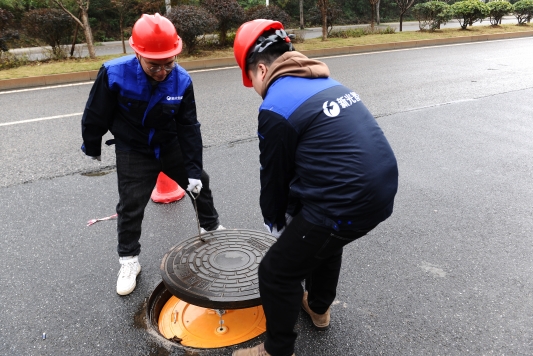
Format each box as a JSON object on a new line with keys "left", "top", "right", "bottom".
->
{"left": 160, "top": 229, "right": 276, "bottom": 309}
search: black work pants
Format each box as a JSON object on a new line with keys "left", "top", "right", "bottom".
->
{"left": 260, "top": 213, "right": 375, "bottom": 356}
{"left": 115, "top": 144, "right": 219, "bottom": 257}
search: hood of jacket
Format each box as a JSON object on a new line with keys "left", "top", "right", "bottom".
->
{"left": 260, "top": 51, "right": 330, "bottom": 98}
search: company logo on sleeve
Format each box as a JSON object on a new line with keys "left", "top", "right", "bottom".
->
{"left": 166, "top": 96, "right": 183, "bottom": 101}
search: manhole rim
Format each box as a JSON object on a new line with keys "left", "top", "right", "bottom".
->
{"left": 145, "top": 281, "right": 266, "bottom": 351}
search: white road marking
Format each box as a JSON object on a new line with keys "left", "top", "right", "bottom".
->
{"left": 0, "top": 112, "right": 82, "bottom": 127}
{"left": 0, "top": 82, "right": 93, "bottom": 95}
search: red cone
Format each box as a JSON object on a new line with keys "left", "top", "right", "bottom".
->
{"left": 151, "top": 172, "right": 185, "bottom": 203}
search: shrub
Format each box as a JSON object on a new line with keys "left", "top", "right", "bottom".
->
{"left": 412, "top": 1, "right": 453, "bottom": 32}
{"left": 245, "top": 4, "right": 292, "bottom": 26}
{"left": 450, "top": 0, "right": 490, "bottom": 29}
{"left": 166, "top": 5, "right": 218, "bottom": 54}
{"left": 513, "top": 0, "right": 533, "bottom": 23}
{"left": 329, "top": 25, "right": 396, "bottom": 38}
{"left": 22, "top": 8, "right": 73, "bottom": 59}
{"left": 286, "top": 30, "right": 305, "bottom": 44}
{"left": 201, "top": 0, "right": 245, "bottom": 46}
{"left": 0, "top": 51, "right": 29, "bottom": 70}
{"left": 0, "top": 9, "right": 18, "bottom": 52}
{"left": 487, "top": 0, "right": 513, "bottom": 25}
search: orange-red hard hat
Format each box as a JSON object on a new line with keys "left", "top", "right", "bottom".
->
{"left": 234, "top": 19, "right": 285, "bottom": 87}
{"left": 129, "top": 13, "right": 182, "bottom": 59}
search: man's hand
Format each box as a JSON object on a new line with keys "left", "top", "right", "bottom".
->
{"left": 187, "top": 178, "right": 202, "bottom": 194}
{"left": 264, "top": 223, "right": 285, "bottom": 238}
{"left": 263, "top": 214, "right": 293, "bottom": 238}
{"left": 81, "top": 144, "right": 101, "bottom": 161}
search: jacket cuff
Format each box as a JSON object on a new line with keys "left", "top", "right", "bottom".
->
{"left": 81, "top": 140, "right": 102, "bottom": 157}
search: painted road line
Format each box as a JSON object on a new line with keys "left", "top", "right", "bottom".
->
{"left": 0, "top": 113, "right": 82, "bottom": 127}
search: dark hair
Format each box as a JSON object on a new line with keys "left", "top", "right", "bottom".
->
{"left": 246, "top": 29, "right": 294, "bottom": 73}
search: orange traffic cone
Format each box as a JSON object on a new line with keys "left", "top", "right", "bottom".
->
{"left": 151, "top": 172, "right": 186, "bottom": 203}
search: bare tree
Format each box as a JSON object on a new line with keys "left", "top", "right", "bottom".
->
{"left": 367, "top": 0, "right": 379, "bottom": 30}
{"left": 110, "top": 0, "right": 137, "bottom": 54}
{"left": 376, "top": 0, "right": 380, "bottom": 25}
{"left": 300, "top": 0, "right": 304, "bottom": 29}
{"left": 394, "top": 0, "right": 417, "bottom": 31}
{"left": 52, "top": 0, "right": 96, "bottom": 59}
{"left": 317, "top": 0, "right": 328, "bottom": 40}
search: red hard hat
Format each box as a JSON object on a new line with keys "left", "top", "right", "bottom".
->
{"left": 129, "top": 13, "right": 182, "bottom": 59}
{"left": 234, "top": 19, "right": 285, "bottom": 87}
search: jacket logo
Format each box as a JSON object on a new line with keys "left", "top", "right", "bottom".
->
{"left": 323, "top": 92, "right": 361, "bottom": 117}
{"left": 166, "top": 96, "right": 183, "bottom": 101}
{"left": 323, "top": 101, "right": 340, "bottom": 117}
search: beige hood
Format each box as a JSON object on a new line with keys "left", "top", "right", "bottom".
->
{"left": 260, "top": 51, "right": 330, "bottom": 98}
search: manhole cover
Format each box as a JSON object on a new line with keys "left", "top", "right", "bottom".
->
{"left": 160, "top": 229, "right": 276, "bottom": 309}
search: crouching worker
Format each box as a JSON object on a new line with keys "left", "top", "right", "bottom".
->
{"left": 232, "top": 20, "right": 399, "bottom": 356}
{"left": 81, "top": 13, "right": 223, "bottom": 296}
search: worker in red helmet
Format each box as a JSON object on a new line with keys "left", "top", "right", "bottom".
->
{"left": 232, "top": 20, "right": 398, "bottom": 356}
{"left": 81, "top": 13, "right": 224, "bottom": 296}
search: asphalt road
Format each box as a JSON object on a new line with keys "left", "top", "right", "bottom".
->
{"left": 1, "top": 37, "right": 532, "bottom": 355}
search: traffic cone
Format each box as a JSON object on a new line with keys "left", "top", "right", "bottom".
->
{"left": 151, "top": 172, "right": 186, "bottom": 203}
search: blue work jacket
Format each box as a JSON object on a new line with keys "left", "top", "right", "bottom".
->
{"left": 258, "top": 76, "right": 399, "bottom": 231}
{"left": 81, "top": 55, "right": 203, "bottom": 179}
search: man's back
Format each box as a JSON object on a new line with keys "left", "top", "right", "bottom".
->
{"left": 259, "top": 75, "right": 398, "bottom": 230}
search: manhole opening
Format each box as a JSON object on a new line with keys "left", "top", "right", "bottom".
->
{"left": 146, "top": 282, "right": 266, "bottom": 349}
{"left": 147, "top": 230, "right": 276, "bottom": 349}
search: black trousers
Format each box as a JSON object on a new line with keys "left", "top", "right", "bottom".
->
{"left": 115, "top": 145, "right": 219, "bottom": 257}
{"left": 260, "top": 213, "right": 375, "bottom": 356}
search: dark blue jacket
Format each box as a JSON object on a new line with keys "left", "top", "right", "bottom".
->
{"left": 258, "top": 76, "right": 398, "bottom": 231}
{"left": 81, "top": 55, "right": 203, "bottom": 179}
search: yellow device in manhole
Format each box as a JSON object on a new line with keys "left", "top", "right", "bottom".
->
{"left": 158, "top": 296, "right": 266, "bottom": 348}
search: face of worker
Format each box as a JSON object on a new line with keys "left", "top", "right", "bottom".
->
{"left": 137, "top": 55, "right": 176, "bottom": 82}
{"left": 247, "top": 63, "right": 268, "bottom": 96}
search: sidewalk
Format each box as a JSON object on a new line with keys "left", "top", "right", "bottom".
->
{"left": 2, "top": 19, "right": 531, "bottom": 92}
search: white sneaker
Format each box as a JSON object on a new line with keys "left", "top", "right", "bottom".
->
{"left": 200, "top": 224, "right": 226, "bottom": 234}
{"left": 116, "top": 256, "right": 141, "bottom": 296}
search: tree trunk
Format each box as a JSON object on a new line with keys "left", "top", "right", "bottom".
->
{"left": 52, "top": 0, "right": 95, "bottom": 59}
{"left": 165, "top": 0, "right": 171, "bottom": 15}
{"left": 70, "top": 12, "right": 80, "bottom": 57}
{"left": 399, "top": 13, "right": 403, "bottom": 32}
{"left": 120, "top": 14, "right": 125, "bottom": 54}
{"left": 299, "top": 0, "right": 304, "bottom": 29}
{"left": 371, "top": 4, "right": 375, "bottom": 31}
{"left": 376, "top": 0, "right": 380, "bottom": 25}
{"left": 80, "top": 9, "right": 96, "bottom": 58}
{"left": 219, "top": 23, "right": 227, "bottom": 46}
{"left": 319, "top": 0, "right": 328, "bottom": 41}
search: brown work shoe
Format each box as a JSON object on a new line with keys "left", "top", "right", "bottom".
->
{"left": 301, "top": 291, "right": 330, "bottom": 330}
{"left": 232, "top": 342, "right": 295, "bottom": 356}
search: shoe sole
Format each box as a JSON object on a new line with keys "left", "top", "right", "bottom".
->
{"left": 117, "top": 266, "right": 141, "bottom": 296}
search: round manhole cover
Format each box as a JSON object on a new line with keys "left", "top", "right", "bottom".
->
{"left": 160, "top": 229, "right": 276, "bottom": 309}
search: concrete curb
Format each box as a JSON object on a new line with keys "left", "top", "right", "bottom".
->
{"left": 1, "top": 30, "right": 532, "bottom": 92}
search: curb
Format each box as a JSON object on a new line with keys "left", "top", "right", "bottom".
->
{"left": 1, "top": 30, "right": 532, "bottom": 92}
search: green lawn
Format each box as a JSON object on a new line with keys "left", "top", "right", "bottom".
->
{"left": 1, "top": 23, "right": 531, "bottom": 81}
